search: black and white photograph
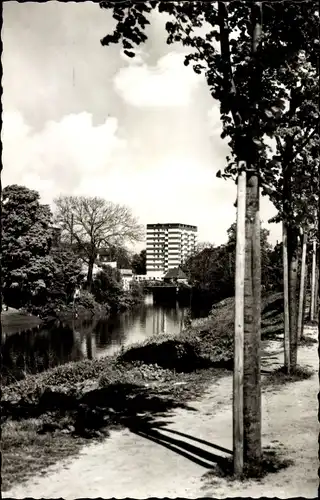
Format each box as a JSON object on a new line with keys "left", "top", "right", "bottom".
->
{"left": 1, "top": 1, "right": 319, "bottom": 498}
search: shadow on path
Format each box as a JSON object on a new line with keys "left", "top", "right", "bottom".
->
{"left": 152, "top": 424, "right": 232, "bottom": 455}
{"left": 2, "top": 381, "right": 198, "bottom": 438}
{"left": 128, "top": 419, "right": 232, "bottom": 470}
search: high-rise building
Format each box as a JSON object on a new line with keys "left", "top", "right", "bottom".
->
{"left": 146, "top": 223, "right": 197, "bottom": 278}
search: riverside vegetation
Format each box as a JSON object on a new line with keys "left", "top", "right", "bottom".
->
{"left": 2, "top": 291, "right": 315, "bottom": 490}
{"left": 1, "top": 185, "right": 144, "bottom": 322}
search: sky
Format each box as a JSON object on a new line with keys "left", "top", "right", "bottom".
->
{"left": 2, "top": 1, "right": 282, "bottom": 251}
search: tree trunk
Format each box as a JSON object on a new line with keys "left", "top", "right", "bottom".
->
{"left": 301, "top": 264, "right": 309, "bottom": 337}
{"left": 233, "top": 168, "right": 246, "bottom": 477}
{"left": 243, "top": 172, "right": 261, "bottom": 464}
{"left": 301, "top": 263, "right": 308, "bottom": 338}
{"left": 310, "top": 240, "right": 317, "bottom": 321}
{"left": 70, "top": 213, "right": 74, "bottom": 246}
{"left": 297, "top": 232, "right": 307, "bottom": 342}
{"left": 314, "top": 261, "right": 319, "bottom": 319}
{"left": 86, "top": 333, "right": 93, "bottom": 360}
{"left": 86, "top": 257, "right": 95, "bottom": 291}
{"left": 287, "top": 227, "right": 299, "bottom": 369}
{"left": 282, "top": 222, "right": 290, "bottom": 373}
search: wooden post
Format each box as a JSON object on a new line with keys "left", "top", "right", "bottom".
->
{"left": 297, "top": 232, "right": 307, "bottom": 341}
{"left": 301, "top": 263, "right": 308, "bottom": 339}
{"left": 314, "top": 261, "right": 319, "bottom": 318}
{"left": 282, "top": 222, "right": 290, "bottom": 374}
{"left": 242, "top": 2, "right": 262, "bottom": 465}
{"left": 233, "top": 168, "right": 246, "bottom": 476}
{"left": 310, "top": 240, "right": 317, "bottom": 321}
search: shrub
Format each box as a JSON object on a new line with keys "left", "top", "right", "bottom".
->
{"left": 129, "top": 281, "right": 144, "bottom": 303}
{"left": 92, "top": 267, "right": 124, "bottom": 312}
{"left": 263, "top": 364, "right": 314, "bottom": 387}
{"left": 119, "top": 338, "right": 211, "bottom": 372}
{"left": 76, "top": 290, "right": 103, "bottom": 315}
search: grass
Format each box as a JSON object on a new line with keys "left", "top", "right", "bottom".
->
{"left": 304, "top": 319, "right": 319, "bottom": 326}
{"left": 202, "top": 444, "right": 293, "bottom": 484}
{"left": 1, "top": 308, "right": 42, "bottom": 336}
{"left": 262, "top": 364, "right": 314, "bottom": 388}
{"left": 1, "top": 418, "right": 88, "bottom": 491}
{"left": 300, "top": 335, "right": 318, "bottom": 346}
{"left": 1, "top": 365, "right": 227, "bottom": 491}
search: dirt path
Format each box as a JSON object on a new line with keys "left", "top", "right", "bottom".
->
{"left": 4, "top": 326, "right": 318, "bottom": 499}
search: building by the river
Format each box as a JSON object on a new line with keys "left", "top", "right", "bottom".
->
{"left": 146, "top": 223, "right": 197, "bottom": 279}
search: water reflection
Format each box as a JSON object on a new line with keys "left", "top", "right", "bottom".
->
{"left": 1, "top": 295, "right": 188, "bottom": 383}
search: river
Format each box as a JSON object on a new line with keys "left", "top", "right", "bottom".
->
{"left": 1, "top": 294, "right": 195, "bottom": 383}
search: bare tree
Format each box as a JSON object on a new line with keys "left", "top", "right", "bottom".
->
{"left": 195, "top": 241, "right": 215, "bottom": 253}
{"left": 54, "top": 196, "right": 144, "bottom": 289}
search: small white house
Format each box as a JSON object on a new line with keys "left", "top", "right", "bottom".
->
{"left": 101, "top": 261, "right": 117, "bottom": 269}
{"left": 134, "top": 275, "right": 148, "bottom": 282}
{"left": 81, "top": 263, "right": 103, "bottom": 279}
{"left": 119, "top": 269, "right": 133, "bottom": 291}
{"left": 146, "top": 270, "right": 164, "bottom": 280}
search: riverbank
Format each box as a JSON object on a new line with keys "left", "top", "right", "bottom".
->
{"left": 1, "top": 292, "right": 316, "bottom": 493}
{"left": 1, "top": 288, "right": 145, "bottom": 336}
{"left": 1, "top": 308, "right": 43, "bottom": 336}
{"left": 3, "top": 323, "right": 318, "bottom": 497}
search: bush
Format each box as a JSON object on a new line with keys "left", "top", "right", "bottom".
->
{"left": 92, "top": 268, "right": 144, "bottom": 313}
{"left": 119, "top": 337, "right": 211, "bottom": 372}
{"left": 202, "top": 446, "right": 293, "bottom": 482}
{"left": 263, "top": 364, "right": 314, "bottom": 387}
{"left": 92, "top": 267, "right": 124, "bottom": 312}
{"left": 129, "top": 281, "right": 144, "bottom": 303}
{"left": 77, "top": 290, "right": 97, "bottom": 311}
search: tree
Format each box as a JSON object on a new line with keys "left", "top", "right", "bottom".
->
{"left": 265, "top": 84, "right": 319, "bottom": 369}
{"left": 297, "top": 231, "right": 308, "bottom": 341}
{"left": 47, "top": 248, "right": 83, "bottom": 309}
{"left": 132, "top": 249, "right": 146, "bottom": 275}
{"left": 99, "top": 244, "right": 133, "bottom": 269}
{"left": 184, "top": 244, "right": 232, "bottom": 300}
{"left": 266, "top": 241, "right": 283, "bottom": 292}
{"left": 92, "top": 265, "right": 123, "bottom": 309}
{"left": 1, "top": 185, "right": 53, "bottom": 310}
{"left": 195, "top": 242, "right": 215, "bottom": 253}
{"left": 54, "top": 196, "right": 143, "bottom": 290}
{"left": 184, "top": 222, "right": 272, "bottom": 303}
{"left": 100, "top": 0, "right": 318, "bottom": 472}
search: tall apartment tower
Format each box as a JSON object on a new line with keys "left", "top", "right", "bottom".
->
{"left": 146, "top": 223, "right": 197, "bottom": 278}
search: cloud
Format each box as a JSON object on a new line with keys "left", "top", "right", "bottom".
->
{"left": 2, "top": 110, "right": 235, "bottom": 245}
{"left": 2, "top": 3, "right": 283, "bottom": 255}
{"left": 2, "top": 2, "right": 125, "bottom": 129}
{"left": 208, "top": 103, "right": 223, "bottom": 135}
{"left": 74, "top": 154, "right": 239, "bottom": 248}
{"left": 2, "top": 108, "right": 282, "bottom": 249}
{"left": 113, "top": 52, "right": 201, "bottom": 107}
{"left": 1, "top": 111, "right": 127, "bottom": 204}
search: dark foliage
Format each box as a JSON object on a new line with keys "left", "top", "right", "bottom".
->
{"left": 184, "top": 222, "right": 281, "bottom": 307}
{"left": 131, "top": 249, "right": 146, "bottom": 275}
